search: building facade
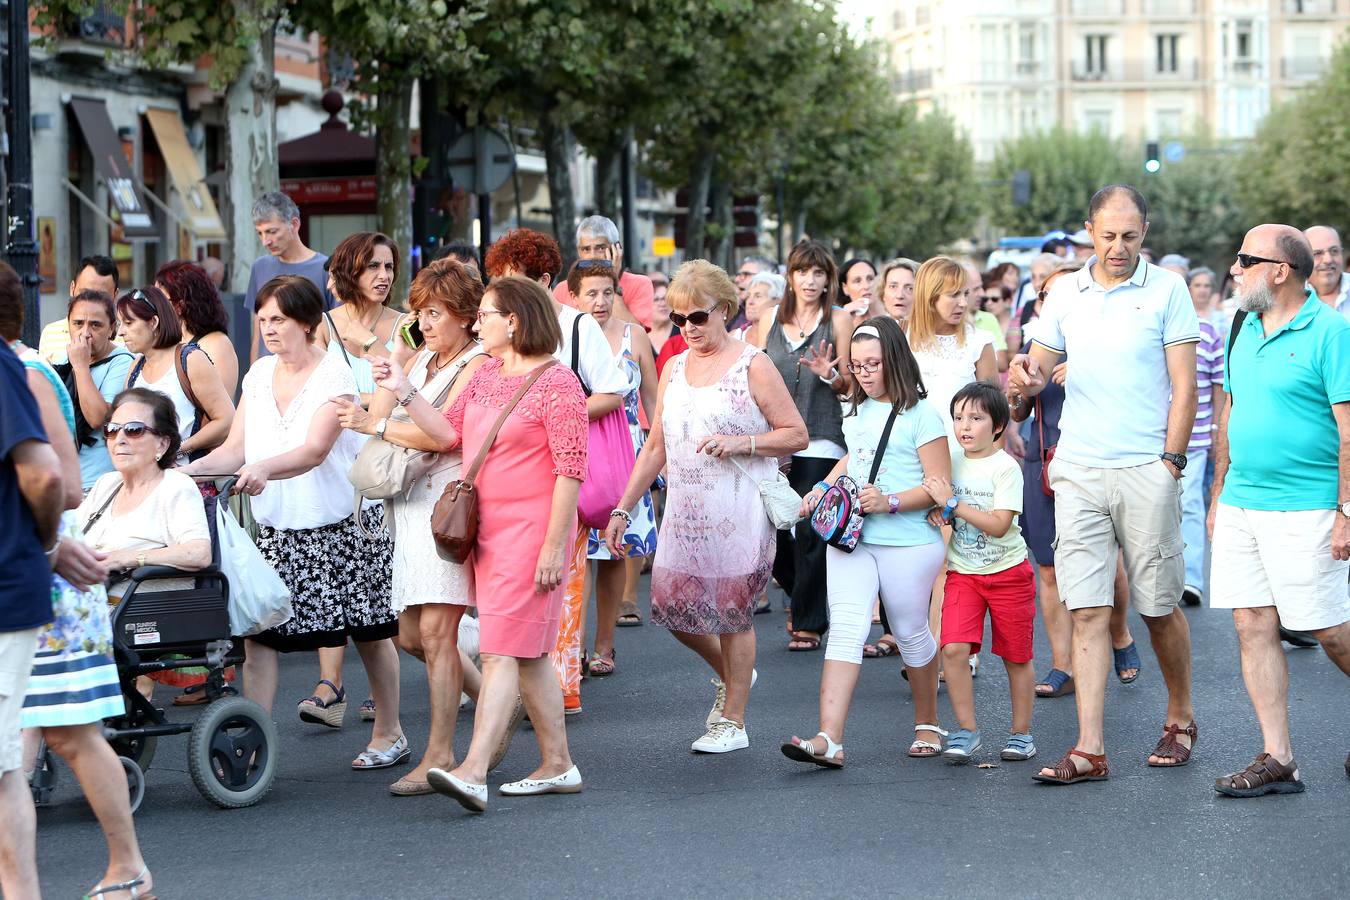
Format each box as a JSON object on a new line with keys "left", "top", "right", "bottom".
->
{"left": 874, "top": 0, "right": 1349, "bottom": 161}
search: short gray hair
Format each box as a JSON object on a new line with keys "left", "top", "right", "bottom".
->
{"left": 880, "top": 257, "right": 919, "bottom": 283}
{"left": 1030, "top": 252, "right": 1060, "bottom": 272}
{"left": 748, "top": 271, "right": 786, "bottom": 300}
{"left": 252, "top": 192, "right": 300, "bottom": 226}
{"left": 743, "top": 255, "right": 778, "bottom": 274}
{"left": 576, "top": 215, "right": 620, "bottom": 244}
{"left": 1158, "top": 253, "right": 1191, "bottom": 270}
{"left": 1186, "top": 266, "right": 1215, "bottom": 286}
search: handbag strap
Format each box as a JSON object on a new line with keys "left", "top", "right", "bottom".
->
{"left": 324, "top": 311, "right": 354, "bottom": 369}
{"left": 1036, "top": 395, "right": 1049, "bottom": 463}
{"left": 568, "top": 313, "right": 593, "bottom": 397}
{"left": 866, "top": 405, "right": 901, "bottom": 485}
{"left": 462, "top": 360, "right": 556, "bottom": 486}
{"left": 83, "top": 482, "right": 122, "bottom": 530}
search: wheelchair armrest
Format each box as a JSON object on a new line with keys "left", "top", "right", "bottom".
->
{"left": 125, "top": 564, "right": 220, "bottom": 583}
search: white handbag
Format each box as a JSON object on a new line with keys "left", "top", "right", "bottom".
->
{"left": 734, "top": 458, "right": 804, "bottom": 530}
{"left": 217, "top": 500, "right": 292, "bottom": 637}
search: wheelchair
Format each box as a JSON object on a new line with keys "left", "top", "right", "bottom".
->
{"left": 31, "top": 478, "right": 278, "bottom": 811}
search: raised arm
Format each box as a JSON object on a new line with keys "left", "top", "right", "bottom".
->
{"left": 180, "top": 394, "right": 248, "bottom": 479}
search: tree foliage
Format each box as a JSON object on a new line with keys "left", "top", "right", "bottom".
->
{"left": 1142, "top": 130, "right": 1246, "bottom": 272}
{"left": 1235, "top": 41, "right": 1350, "bottom": 229}
{"left": 987, "top": 127, "right": 1130, "bottom": 235}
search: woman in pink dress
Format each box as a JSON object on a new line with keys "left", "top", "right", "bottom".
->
{"left": 372, "top": 276, "right": 588, "bottom": 814}
{"left": 605, "top": 260, "right": 807, "bottom": 755}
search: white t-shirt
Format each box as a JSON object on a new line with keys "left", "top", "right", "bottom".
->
{"left": 947, "top": 451, "right": 1026, "bottom": 576}
{"left": 1032, "top": 257, "right": 1200, "bottom": 468}
{"left": 242, "top": 353, "right": 364, "bottom": 530}
{"left": 911, "top": 325, "right": 994, "bottom": 435}
{"left": 556, "top": 306, "right": 628, "bottom": 396}
{"left": 78, "top": 469, "right": 211, "bottom": 594}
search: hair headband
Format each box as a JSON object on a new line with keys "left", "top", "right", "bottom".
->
{"left": 852, "top": 324, "right": 881, "bottom": 340}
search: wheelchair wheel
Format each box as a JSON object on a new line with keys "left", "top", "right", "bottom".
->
{"left": 107, "top": 719, "right": 157, "bottom": 773}
{"left": 187, "top": 696, "right": 276, "bottom": 809}
{"left": 120, "top": 756, "right": 145, "bottom": 814}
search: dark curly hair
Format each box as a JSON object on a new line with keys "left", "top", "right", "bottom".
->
{"left": 328, "top": 232, "right": 400, "bottom": 306}
{"left": 155, "top": 260, "right": 229, "bottom": 338}
{"left": 110, "top": 387, "right": 182, "bottom": 467}
{"left": 484, "top": 229, "right": 562, "bottom": 283}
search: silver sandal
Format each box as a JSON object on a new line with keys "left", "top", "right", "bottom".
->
{"left": 352, "top": 734, "right": 410, "bottom": 770}
{"left": 85, "top": 866, "right": 154, "bottom": 899}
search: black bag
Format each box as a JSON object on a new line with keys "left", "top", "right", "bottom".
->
{"left": 54, "top": 348, "right": 133, "bottom": 449}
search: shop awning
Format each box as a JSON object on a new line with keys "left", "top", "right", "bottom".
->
{"left": 67, "top": 96, "right": 156, "bottom": 238}
{"left": 144, "top": 108, "right": 226, "bottom": 239}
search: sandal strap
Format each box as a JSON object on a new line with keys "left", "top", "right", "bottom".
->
{"left": 814, "top": 731, "right": 843, "bottom": 758}
{"left": 1226, "top": 752, "right": 1296, "bottom": 790}
{"left": 1152, "top": 721, "right": 1198, "bottom": 761}
{"left": 1046, "top": 748, "right": 1108, "bottom": 780}
{"left": 915, "top": 723, "right": 947, "bottom": 737}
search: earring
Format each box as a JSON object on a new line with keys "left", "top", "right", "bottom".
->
{"left": 507, "top": 328, "right": 515, "bottom": 339}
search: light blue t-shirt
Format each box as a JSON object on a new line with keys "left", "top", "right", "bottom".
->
{"left": 1031, "top": 257, "right": 1199, "bottom": 468}
{"left": 1222, "top": 290, "right": 1350, "bottom": 511}
{"left": 244, "top": 252, "right": 335, "bottom": 358}
{"left": 842, "top": 397, "right": 947, "bottom": 547}
{"left": 77, "top": 348, "right": 135, "bottom": 490}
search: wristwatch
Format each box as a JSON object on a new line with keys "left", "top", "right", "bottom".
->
{"left": 1339, "top": 501, "right": 1350, "bottom": 518}
{"left": 375, "top": 417, "right": 389, "bottom": 440}
{"left": 942, "top": 496, "right": 960, "bottom": 522}
{"left": 1160, "top": 452, "right": 1188, "bottom": 471}
{"left": 888, "top": 493, "right": 900, "bottom": 515}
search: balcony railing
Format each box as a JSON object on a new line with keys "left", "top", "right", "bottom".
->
{"left": 892, "top": 69, "right": 934, "bottom": 92}
{"left": 1142, "top": 0, "right": 1198, "bottom": 14}
{"left": 1070, "top": 0, "right": 1125, "bottom": 15}
{"left": 1283, "top": 54, "right": 1328, "bottom": 80}
{"left": 1071, "top": 59, "right": 1201, "bottom": 82}
{"left": 1284, "top": 0, "right": 1338, "bottom": 15}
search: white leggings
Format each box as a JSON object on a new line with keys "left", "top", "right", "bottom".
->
{"left": 825, "top": 541, "right": 946, "bottom": 666}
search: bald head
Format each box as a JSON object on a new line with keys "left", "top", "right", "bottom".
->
{"left": 1234, "top": 225, "right": 1312, "bottom": 309}
{"left": 1304, "top": 225, "right": 1344, "bottom": 301}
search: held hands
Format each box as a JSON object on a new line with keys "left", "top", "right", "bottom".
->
{"left": 801, "top": 340, "right": 839, "bottom": 380}
{"left": 858, "top": 484, "right": 889, "bottom": 515}
{"left": 534, "top": 542, "right": 565, "bottom": 595}
{"left": 926, "top": 507, "right": 947, "bottom": 528}
{"left": 697, "top": 434, "right": 750, "bottom": 459}
{"left": 921, "top": 475, "right": 954, "bottom": 507}
{"left": 1007, "top": 354, "right": 1044, "bottom": 394}
{"left": 332, "top": 395, "right": 373, "bottom": 434}
{"left": 369, "top": 355, "right": 411, "bottom": 395}
{"left": 232, "top": 462, "right": 271, "bottom": 497}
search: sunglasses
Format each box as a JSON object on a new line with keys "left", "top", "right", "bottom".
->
{"left": 1235, "top": 253, "right": 1298, "bottom": 272}
{"left": 670, "top": 305, "right": 719, "bottom": 328}
{"left": 103, "top": 421, "right": 159, "bottom": 439}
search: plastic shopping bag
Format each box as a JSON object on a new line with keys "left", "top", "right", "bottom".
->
{"left": 217, "top": 500, "right": 292, "bottom": 636}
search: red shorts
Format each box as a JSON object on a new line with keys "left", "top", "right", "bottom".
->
{"left": 940, "top": 559, "right": 1036, "bottom": 663}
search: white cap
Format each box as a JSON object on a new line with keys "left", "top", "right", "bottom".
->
{"left": 1069, "top": 229, "right": 1093, "bottom": 247}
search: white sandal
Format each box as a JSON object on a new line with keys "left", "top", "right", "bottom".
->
{"left": 352, "top": 734, "right": 410, "bottom": 770}
{"left": 780, "top": 731, "right": 844, "bottom": 769}
{"left": 908, "top": 723, "right": 947, "bottom": 758}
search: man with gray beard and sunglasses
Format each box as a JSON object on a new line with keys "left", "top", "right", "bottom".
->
{"left": 1208, "top": 224, "right": 1350, "bottom": 796}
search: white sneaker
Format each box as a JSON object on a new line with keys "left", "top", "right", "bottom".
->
{"left": 692, "top": 718, "right": 749, "bottom": 753}
{"left": 706, "top": 669, "right": 757, "bottom": 728}
{"left": 499, "top": 765, "right": 583, "bottom": 796}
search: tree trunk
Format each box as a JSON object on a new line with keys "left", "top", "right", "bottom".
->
{"left": 594, "top": 140, "right": 620, "bottom": 222}
{"left": 223, "top": 8, "right": 278, "bottom": 293}
{"left": 684, "top": 143, "right": 715, "bottom": 261}
{"left": 542, "top": 118, "right": 577, "bottom": 266}
{"left": 376, "top": 74, "right": 415, "bottom": 306}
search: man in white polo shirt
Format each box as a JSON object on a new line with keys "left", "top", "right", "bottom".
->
{"left": 1304, "top": 225, "right": 1349, "bottom": 318}
{"left": 1009, "top": 184, "right": 1200, "bottom": 785}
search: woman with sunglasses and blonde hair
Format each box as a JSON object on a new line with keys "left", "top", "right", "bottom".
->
{"left": 606, "top": 260, "right": 807, "bottom": 754}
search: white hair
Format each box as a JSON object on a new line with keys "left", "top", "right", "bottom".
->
{"left": 748, "top": 271, "right": 786, "bottom": 300}
{"left": 576, "top": 215, "right": 620, "bottom": 244}
{"left": 1031, "top": 252, "right": 1060, "bottom": 272}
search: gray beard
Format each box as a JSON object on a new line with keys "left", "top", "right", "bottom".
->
{"left": 1237, "top": 280, "right": 1274, "bottom": 313}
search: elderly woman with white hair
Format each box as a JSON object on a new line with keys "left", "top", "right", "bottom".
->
{"left": 735, "top": 271, "right": 785, "bottom": 341}
{"left": 551, "top": 214, "right": 656, "bottom": 328}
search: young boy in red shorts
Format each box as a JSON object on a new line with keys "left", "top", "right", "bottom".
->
{"left": 923, "top": 381, "right": 1037, "bottom": 764}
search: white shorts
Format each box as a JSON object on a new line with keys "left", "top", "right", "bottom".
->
{"left": 0, "top": 628, "right": 39, "bottom": 775}
{"left": 1210, "top": 504, "right": 1350, "bottom": 631}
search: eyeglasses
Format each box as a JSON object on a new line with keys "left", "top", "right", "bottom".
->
{"left": 846, "top": 361, "right": 881, "bottom": 374}
{"left": 670, "top": 305, "right": 719, "bottom": 328}
{"left": 476, "top": 308, "right": 508, "bottom": 321}
{"left": 103, "top": 421, "right": 159, "bottom": 439}
{"left": 1235, "top": 253, "right": 1298, "bottom": 272}
{"left": 982, "top": 293, "right": 1003, "bottom": 302}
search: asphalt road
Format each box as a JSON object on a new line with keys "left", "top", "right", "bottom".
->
{"left": 35, "top": 584, "right": 1350, "bottom": 899}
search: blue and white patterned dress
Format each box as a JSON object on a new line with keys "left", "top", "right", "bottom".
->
{"left": 588, "top": 325, "right": 658, "bottom": 560}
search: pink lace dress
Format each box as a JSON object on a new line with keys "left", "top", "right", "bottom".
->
{"left": 652, "top": 345, "right": 776, "bottom": 634}
{"left": 445, "top": 359, "right": 587, "bottom": 658}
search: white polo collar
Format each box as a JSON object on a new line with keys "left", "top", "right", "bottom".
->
{"left": 1075, "top": 255, "right": 1150, "bottom": 293}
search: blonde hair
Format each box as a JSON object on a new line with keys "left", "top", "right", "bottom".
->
{"left": 667, "top": 259, "right": 740, "bottom": 321}
{"left": 907, "top": 256, "right": 969, "bottom": 353}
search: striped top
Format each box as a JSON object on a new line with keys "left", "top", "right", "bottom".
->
{"left": 1189, "top": 319, "right": 1225, "bottom": 452}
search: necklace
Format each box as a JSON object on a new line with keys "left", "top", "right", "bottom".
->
{"left": 427, "top": 337, "right": 474, "bottom": 375}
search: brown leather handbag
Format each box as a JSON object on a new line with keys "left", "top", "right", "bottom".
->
{"left": 1036, "top": 396, "right": 1056, "bottom": 499}
{"left": 431, "top": 360, "right": 556, "bottom": 563}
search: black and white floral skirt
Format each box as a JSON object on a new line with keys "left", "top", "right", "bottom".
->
{"left": 252, "top": 506, "right": 398, "bottom": 652}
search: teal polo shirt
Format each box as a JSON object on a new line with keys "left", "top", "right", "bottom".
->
{"left": 1222, "top": 290, "right": 1350, "bottom": 511}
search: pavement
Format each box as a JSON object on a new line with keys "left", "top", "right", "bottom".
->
{"left": 35, "top": 585, "right": 1350, "bottom": 899}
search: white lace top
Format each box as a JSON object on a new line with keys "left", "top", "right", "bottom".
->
{"left": 911, "top": 324, "right": 994, "bottom": 437}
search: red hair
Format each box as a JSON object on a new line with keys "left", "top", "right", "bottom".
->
{"left": 484, "top": 229, "right": 562, "bottom": 282}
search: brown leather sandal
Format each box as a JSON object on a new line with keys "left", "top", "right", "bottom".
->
{"left": 1148, "top": 721, "right": 1198, "bottom": 767}
{"left": 1032, "top": 748, "right": 1109, "bottom": 784}
{"left": 1214, "top": 753, "right": 1305, "bottom": 797}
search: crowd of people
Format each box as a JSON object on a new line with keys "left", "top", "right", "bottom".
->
{"left": 2, "top": 184, "right": 1350, "bottom": 894}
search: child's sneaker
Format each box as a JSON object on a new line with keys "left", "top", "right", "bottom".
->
{"left": 943, "top": 728, "right": 981, "bottom": 763}
{"left": 1001, "top": 732, "right": 1037, "bottom": 760}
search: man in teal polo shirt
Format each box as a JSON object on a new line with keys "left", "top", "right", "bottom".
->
{"left": 1208, "top": 224, "right": 1350, "bottom": 796}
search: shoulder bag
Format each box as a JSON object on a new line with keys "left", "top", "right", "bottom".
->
{"left": 810, "top": 404, "right": 899, "bottom": 553}
{"left": 431, "top": 360, "right": 556, "bottom": 564}
{"left": 348, "top": 348, "right": 481, "bottom": 501}
{"left": 568, "top": 314, "right": 637, "bottom": 529}
{"left": 1035, "top": 396, "right": 1055, "bottom": 499}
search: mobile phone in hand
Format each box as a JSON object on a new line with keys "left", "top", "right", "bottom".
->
{"left": 399, "top": 318, "right": 424, "bottom": 350}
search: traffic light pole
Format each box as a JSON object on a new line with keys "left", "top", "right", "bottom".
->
{"left": 4, "top": 0, "right": 40, "bottom": 347}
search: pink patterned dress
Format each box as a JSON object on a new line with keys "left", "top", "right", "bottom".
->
{"left": 445, "top": 359, "right": 588, "bottom": 658}
{"left": 652, "top": 345, "right": 776, "bottom": 634}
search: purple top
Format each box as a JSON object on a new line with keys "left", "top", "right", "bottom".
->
{"left": 1190, "top": 319, "right": 1225, "bottom": 453}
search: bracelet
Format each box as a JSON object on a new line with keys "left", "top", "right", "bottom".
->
{"left": 44, "top": 536, "right": 61, "bottom": 568}
{"left": 818, "top": 367, "right": 840, "bottom": 387}
{"left": 749, "top": 434, "right": 757, "bottom": 456}
{"left": 814, "top": 480, "right": 831, "bottom": 493}
{"left": 610, "top": 509, "right": 633, "bottom": 526}
{"left": 395, "top": 386, "right": 418, "bottom": 407}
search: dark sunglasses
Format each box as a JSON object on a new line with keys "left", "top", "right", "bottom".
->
{"left": 670, "top": 305, "right": 719, "bottom": 328}
{"left": 1235, "top": 252, "right": 1298, "bottom": 272}
{"left": 103, "top": 421, "right": 159, "bottom": 439}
